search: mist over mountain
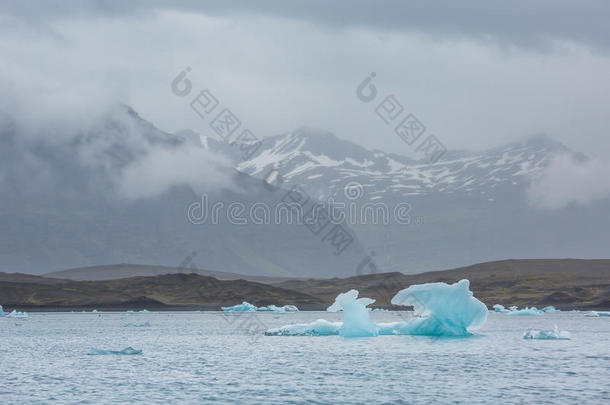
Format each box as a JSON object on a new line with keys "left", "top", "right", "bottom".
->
{"left": 0, "top": 104, "right": 608, "bottom": 276}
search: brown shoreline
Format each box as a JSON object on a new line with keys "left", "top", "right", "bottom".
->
{"left": 2, "top": 259, "right": 609, "bottom": 311}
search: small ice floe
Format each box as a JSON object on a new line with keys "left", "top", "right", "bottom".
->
{"left": 92, "top": 309, "right": 99, "bottom": 313}
{"left": 0, "top": 304, "right": 5, "bottom": 317}
{"left": 493, "top": 304, "right": 509, "bottom": 313}
{"left": 258, "top": 304, "right": 299, "bottom": 313}
{"left": 542, "top": 306, "right": 560, "bottom": 313}
{"left": 221, "top": 301, "right": 257, "bottom": 312}
{"left": 139, "top": 309, "right": 151, "bottom": 314}
{"left": 6, "top": 310, "right": 29, "bottom": 318}
{"left": 585, "top": 311, "right": 610, "bottom": 317}
{"left": 87, "top": 347, "right": 142, "bottom": 355}
{"left": 265, "top": 319, "right": 341, "bottom": 336}
{"left": 505, "top": 306, "right": 543, "bottom": 316}
{"left": 123, "top": 322, "right": 151, "bottom": 327}
{"left": 523, "top": 325, "right": 570, "bottom": 340}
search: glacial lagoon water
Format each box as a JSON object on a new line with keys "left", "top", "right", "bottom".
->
{"left": 1, "top": 311, "right": 609, "bottom": 404}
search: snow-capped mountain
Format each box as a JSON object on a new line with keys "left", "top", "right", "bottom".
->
{"left": 1, "top": 105, "right": 608, "bottom": 277}
{"left": 197, "top": 126, "right": 608, "bottom": 274}
{"left": 202, "top": 127, "right": 580, "bottom": 203}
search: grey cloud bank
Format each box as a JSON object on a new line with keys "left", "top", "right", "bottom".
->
{"left": 528, "top": 154, "right": 610, "bottom": 210}
{"left": 4, "top": 1, "right": 610, "bottom": 50}
{"left": 0, "top": 0, "right": 608, "bottom": 210}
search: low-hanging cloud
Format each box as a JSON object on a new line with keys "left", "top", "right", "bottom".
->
{"left": 1, "top": 2, "right": 610, "bottom": 160}
{"left": 0, "top": 74, "right": 234, "bottom": 201}
{"left": 527, "top": 154, "right": 610, "bottom": 209}
{"left": 117, "top": 142, "right": 232, "bottom": 200}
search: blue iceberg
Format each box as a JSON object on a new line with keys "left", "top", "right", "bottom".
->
{"left": 221, "top": 301, "right": 257, "bottom": 312}
{"left": 266, "top": 290, "right": 376, "bottom": 337}
{"left": 523, "top": 325, "right": 570, "bottom": 340}
{"left": 267, "top": 280, "right": 488, "bottom": 338}
{"left": 88, "top": 347, "right": 142, "bottom": 355}
{"left": 506, "top": 306, "right": 543, "bottom": 316}
{"left": 542, "top": 306, "right": 560, "bottom": 313}
{"left": 327, "top": 290, "right": 379, "bottom": 337}
{"left": 0, "top": 305, "right": 4, "bottom": 317}
{"left": 383, "top": 279, "right": 488, "bottom": 336}
{"left": 6, "top": 310, "right": 29, "bottom": 318}
{"left": 493, "top": 304, "right": 509, "bottom": 313}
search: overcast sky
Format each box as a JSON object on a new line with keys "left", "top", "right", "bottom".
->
{"left": 1, "top": 0, "right": 609, "bottom": 159}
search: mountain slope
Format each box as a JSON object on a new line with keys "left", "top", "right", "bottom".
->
{"left": 208, "top": 127, "right": 579, "bottom": 201}
{"left": 2, "top": 259, "right": 609, "bottom": 310}
{"left": 0, "top": 105, "right": 366, "bottom": 277}
{"left": 0, "top": 273, "right": 325, "bottom": 310}
{"left": 200, "top": 127, "right": 609, "bottom": 273}
{"left": 1, "top": 105, "right": 608, "bottom": 276}
{"left": 273, "top": 259, "right": 610, "bottom": 309}
{"left": 45, "top": 264, "right": 297, "bottom": 283}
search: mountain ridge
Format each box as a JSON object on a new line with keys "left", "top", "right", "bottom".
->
{"left": 1, "top": 103, "right": 608, "bottom": 276}
{"left": 2, "top": 259, "right": 608, "bottom": 310}
{"left": 198, "top": 126, "right": 583, "bottom": 202}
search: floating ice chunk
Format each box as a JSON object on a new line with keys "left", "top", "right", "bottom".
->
{"left": 585, "top": 311, "right": 598, "bottom": 317}
{"left": 327, "top": 290, "right": 379, "bottom": 337}
{"left": 257, "top": 304, "right": 299, "bottom": 313}
{"left": 266, "top": 290, "right": 377, "bottom": 337}
{"left": 266, "top": 305, "right": 285, "bottom": 313}
{"left": 92, "top": 309, "right": 99, "bottom": 313}
{"left": 88, "top": 347, "right": 142, "bottom": 355}
{"left": 597, "top": 311, "right": 610, "bottom": 317}
{"left": 265, "top": 319, "right": 341, "bottom": 336}
{"left": 523, "top": 325, "right": 570, "bottom": 340}
{"left": 493, "top": 304, "right": 509, "bottom": 313}
{"left": 388, "top": 279, "right": 488, "bottom": 336}
{"left": 6, "top": 310, "right": 29, "bottom": 318}
{"left": 585, "top": 311, "right": 610, "bottom": 317}
{"left": 139, "top": 309, "right": 151, "bottom": 314}
{"left": 267, "top": 280, "right": 487, "bottom": 338}
{"left": 506, "top": 307, "right": 543, "bottom": 316}
{"left": 542, "top": 306, "right": 560, "bottom": 313}
{"left": 509, "top": 306, "right": 518, "bottom": 311}
{"left": 221, "top": 301, "right": 257, "bottom": 312}
{"left": 0, "top": 305, "right": 4, "bottom": 317}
